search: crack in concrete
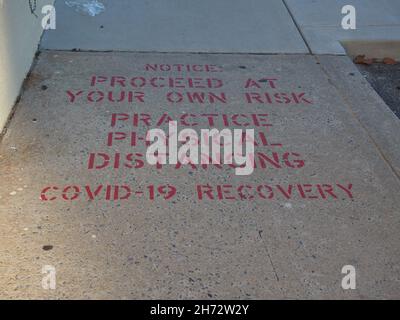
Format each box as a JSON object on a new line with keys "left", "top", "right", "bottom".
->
{"left": 258, "top": 229, "right": 280, "bottom": 283}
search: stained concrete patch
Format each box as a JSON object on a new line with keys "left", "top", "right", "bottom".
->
{"left": 0, "top": 51, "right": 400, "bottom": 299}
{"left": 40, "top": 0, "right": 308, "bottom": 53}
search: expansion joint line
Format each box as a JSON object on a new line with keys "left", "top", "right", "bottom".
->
{"left": 281, "top": 0, "right": 312, "bottom": 54}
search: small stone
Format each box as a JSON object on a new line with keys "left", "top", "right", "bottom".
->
{"left": 42, "top": 245, "right": 53, "bottom": 251}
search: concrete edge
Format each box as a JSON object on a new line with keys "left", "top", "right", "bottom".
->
{"left": 317, "top": 54, "right": 400, "bottom": 180}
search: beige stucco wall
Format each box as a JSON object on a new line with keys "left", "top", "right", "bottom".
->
{"left": 0, "top": 0, "right": 54, "bottom": 132}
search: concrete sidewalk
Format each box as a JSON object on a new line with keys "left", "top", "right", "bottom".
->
{"left": 41, "top": 0, "right": 400, "bottom": 55}
{"left": 41, "top": 0, "right": 308, "bottom": 53}
{"left": 1, "top": 0, "right": 400, "bottom": 299}
{"left": 0, "top": 51, "right": 399, "bottom": 299}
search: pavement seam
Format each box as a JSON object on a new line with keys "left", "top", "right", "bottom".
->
{"left": 281, "top": 0, "right": 312, "bottom": 54}
{"left": 40, "top": 49, "right": 312, "bottom": 55}
{"left": 300, "top": 24, "right": 400, "bottom": 28}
